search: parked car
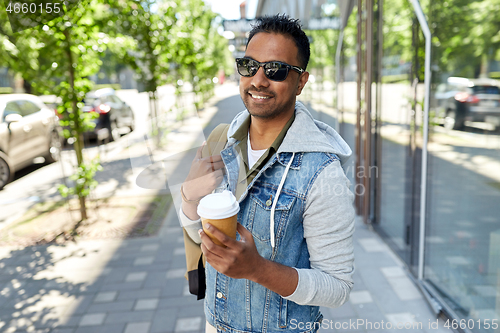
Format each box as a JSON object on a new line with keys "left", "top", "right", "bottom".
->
{"left": 433, "top": 77, "right": 500, "bottom": 130}
{"left": 0, "top": 94, "right": 62, "bottom": 189}
{"left": 82, "top": 88, "right": 135, "bottom": 142}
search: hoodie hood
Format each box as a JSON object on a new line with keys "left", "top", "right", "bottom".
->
{"left": 227, "top": 101, "right": 352, "bottom": 165}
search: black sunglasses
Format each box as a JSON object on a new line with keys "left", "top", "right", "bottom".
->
{"left": 235, "top": 58, "right": 305, "bottom": 82}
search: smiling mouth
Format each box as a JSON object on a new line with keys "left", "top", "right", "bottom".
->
{"left": 248, "top": 92, "right": 272, "bottom": 100}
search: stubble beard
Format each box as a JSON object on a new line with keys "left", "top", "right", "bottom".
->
{"left": 241, "top": 89, "right": 296, "bottom": 121}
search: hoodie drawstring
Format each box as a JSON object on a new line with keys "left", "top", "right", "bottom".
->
{"left": 270, "top": 152, "right": 295, "bottom": 249}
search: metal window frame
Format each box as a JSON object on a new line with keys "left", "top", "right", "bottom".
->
{"left": 407, "top": 0, "right": 431, "bottom": 282}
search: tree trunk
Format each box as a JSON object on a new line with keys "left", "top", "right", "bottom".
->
{"left": 479, "top": 53, "right": 489, "bottom": 78}
{"left": 22, "top": 79, "right": 32, "bottom": 94}
{"left": 63, "top": 28, "right": 87, "bottom": 221}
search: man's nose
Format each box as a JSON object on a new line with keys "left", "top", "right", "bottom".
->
{"left": 251, "top": 67, "right": 270, "bottom": 88}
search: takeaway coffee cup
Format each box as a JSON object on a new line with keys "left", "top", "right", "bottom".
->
{"left": 197, "top": 190, "right": 239, "bottom": 246}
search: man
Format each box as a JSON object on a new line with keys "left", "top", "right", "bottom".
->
{"left": 180, "top": 14, "right": 355, "bottom": 333}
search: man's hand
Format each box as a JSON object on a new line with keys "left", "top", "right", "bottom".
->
{"left": 199, "top": 223, "right": 264, "bottom": 280}
{"left": 183, "top": 142, "right": 225, "bottom": 202}
{"left": 200, "top": 223, "right": 299, "bottom": 297}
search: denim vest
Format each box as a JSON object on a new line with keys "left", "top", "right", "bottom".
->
{"left": 205, "top": 142, "right": 339, "bottom": 333}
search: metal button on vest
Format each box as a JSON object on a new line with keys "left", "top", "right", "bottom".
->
{"left": 217, "top": 292, "right": 223, "bottom": 299}
{"left": 266, "top": 200, "right": 272, "bottom": 207}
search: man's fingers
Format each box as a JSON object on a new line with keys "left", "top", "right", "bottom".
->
{"left": 236, "top": 223, "right": 252, "bottom": 242}
{"left": 207, "top": 154, "right": 222, "bottom": 163}
{"left": 205, "top": 223, "right": 236, "bottom": 248}
{"left": 211, "top": 160, "right": 225, "bottom": 171}
{"left": 199, "top": 228, "right": 225, "bottom": 257}
{"left": 195, "top": 141, "right": 206, "bottom": 160}
{"left": 200, "top": 239, "right": 223, "bottom": 259}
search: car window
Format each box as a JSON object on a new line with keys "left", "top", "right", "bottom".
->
{"left": 84, "top": 97, "right": 97, "bottom": 106}
{"left": 2, "top": 101, "right": 22, "bottom": 121}
{"left": 436, "top": 84, "right": 447, "bottom": 93}
{"left": 17, "top": 100, "right": 41, "bottom": 116}
{"left": 110, "top": 95, "right": 122, "bottom": 104}
{"left": 472, "top": 86, "right": 500, "bottom": 95}
{"left": 98, "top": 95, "right": 110, "bottom": 104}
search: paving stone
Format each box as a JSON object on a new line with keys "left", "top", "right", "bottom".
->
{"left": 385, "top": 312, "right": 418, "bottom": 327}
{"left": 104, "top": 310, "right": 155, "bottom": 324}
{"left": 177, "top": 304, "right": 205, "bottom": 318}
{"left": 74, "top": 323, "right": 126, "bottom": 333}
{"left": 386, "top": 276, "right": 422, "bottom": 301}
{"left": 151, "top": 308, "right": 177, "bottom": 333}
{"left": 134, "top": 298, "right": 159, "bottom": 310}
{"left": 175, "top": 317, "right": 202, "bottom": 332}
{"left": 126, "top": 272, "right": 148, "bottom": 282}
{"left": 117, "top": 289, "right": 161, "bottom": 301}
{"left": 51, "top": 329, "right": 75, "bottom": 333}
{"left": 323, "top": 301, "right": 357, "bottom": 320}
{"left": 166, "top": 268, "right": 185, "bottom": 279}
{"left": 380, "top": 266, "right": 406, "bottom": 278}
{"left": 99, "top": 281, "right": 144, "bottom": 292}
{"left": 161, "top": 277, "right": 188, "bottom": 298}
{"left": 158, "top": 295, "right": 200, "bottom": 309}
{"left": 65, "top": 295, "right": 93, "bottom": 315}
{"left": 170, "top": 253, "right": 188, "bottom": 269}
{"left": 124, "top": 322, "right": 151, "bottom": 333}
{"left": 134, "top": 257, "right": 155, "bottom": 266}
{"left": 79, "top": 313, "right": 106, "bottom": 326}
{"left": 183, "top": 284, "right": 191, "bottom": 296}
{"left": 144, "top": 271, "right": 169, "bottom": 288}
{"left": 94, "top": 291, "right": 118, "bottom": 303}
{"left": 358, "top": 238, "right": 388, "bottom": 252}
{"left": 87, "top": 300, "right": 134, "bottom": 313}
{"left": 141, "top": 244, "right": 160, "bottom": 252}
{"left": 174, "top": 247, "right": 185, "bottom": 255}
{"left": 349, "top": 290, "right": 374, "bottom": 304}
{"left": 351, "top": 302, "right": 386, "bottom": 324}
{"left": 103, "top": 270, "right": 127, "bottom": 284}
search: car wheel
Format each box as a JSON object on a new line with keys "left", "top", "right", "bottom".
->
{"left": 444, "top": 110, "right": 464, "bottom": 130}
{"left": 45, "top": 130, "right": 62, "bottom": 163}
{"left": 110, "top": 120, "right": 121, "bottom": 142}
{"left": 0, "top": 154, "right": 12, "bottom": 190}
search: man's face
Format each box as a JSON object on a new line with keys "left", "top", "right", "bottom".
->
{"left": 239, "top": 32, "right": 309, "bottom": 120}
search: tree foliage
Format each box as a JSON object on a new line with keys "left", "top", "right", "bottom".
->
{"left": 0, "top": 0, "right": 231, "bottom": 221}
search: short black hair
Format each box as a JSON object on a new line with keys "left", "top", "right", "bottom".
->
{"left": 247, "top": 14, "right": 310, "bottom": 70}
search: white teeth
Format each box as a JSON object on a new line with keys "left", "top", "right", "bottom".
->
{"left": 250, "top": 93, "right": 270, "bottom": 99}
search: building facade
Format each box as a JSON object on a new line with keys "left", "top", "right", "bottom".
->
{"left": 254, "top": 0, "right": 500, "bottom": 332}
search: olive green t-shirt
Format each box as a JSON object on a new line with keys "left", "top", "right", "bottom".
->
{"left": 231, "top": 113, "right": 295, "bottom": 200}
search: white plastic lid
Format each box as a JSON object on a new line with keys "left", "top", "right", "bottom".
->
{"left": 197, "top": 190, "right": 240, "bottom": 219}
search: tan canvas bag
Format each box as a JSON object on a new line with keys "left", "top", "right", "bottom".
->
{"left": 183, "top": 123, "right": 230, "bottom": 300}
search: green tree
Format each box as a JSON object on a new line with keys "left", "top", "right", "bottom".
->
{"left": 169, "top": 0, "right": 230, "bottom": 110}
{"left": 102, "top": 0, "right": 176, "bottom": 94}
{"left": 426, "top": 0, "right": 500, "bottom": 79}
{"left": 0, "top": 0, "right": 110, "bottom": 221}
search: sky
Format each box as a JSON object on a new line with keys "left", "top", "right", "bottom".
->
{"left": 206, "top": 0, "right": 246, "bottom": 20}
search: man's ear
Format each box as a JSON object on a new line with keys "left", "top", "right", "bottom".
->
{"left": 296, "top": 71, "right": 309, "bottom": 96}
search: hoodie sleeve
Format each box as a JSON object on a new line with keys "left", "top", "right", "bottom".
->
{"left": 283, "top": 159, "right": 355, "bottom": 308}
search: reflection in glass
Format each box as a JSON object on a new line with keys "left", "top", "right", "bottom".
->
{"left": 425, "top": 1, "right": 500, "bottom": 328}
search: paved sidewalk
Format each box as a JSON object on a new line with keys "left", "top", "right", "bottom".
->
{"left": 0, "top": 210, "right": 454, "bottom": 333}
{"left": 0, "top": 83, "right": 455, "bottom": 333}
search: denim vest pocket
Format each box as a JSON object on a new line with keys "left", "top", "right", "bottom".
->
{"left": 279, "top": 297, "right": 288, "bottom": 328}
{"left": 249, "top": 185, "right": 296, "bottom": 242}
